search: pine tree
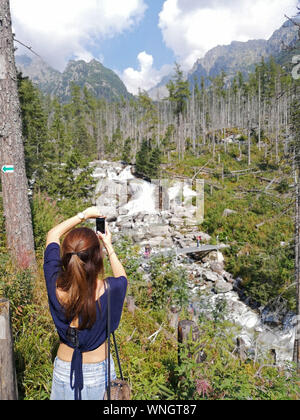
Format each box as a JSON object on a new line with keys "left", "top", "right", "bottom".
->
{"left": 67, "top": 83, "right": 96, "bottom": 159}
{"left": 45, "top": 149, "right": 96, "bottom": 217}
{"left": 135, "top": 139, "right": 150, "bottom": 176}
{"left": 18, "top": 74, "right": 49, "bottom": 182}
{"left": 148, "top": 146, "right": 162, "bottom": 178}
{"left": 167, "top": 63, "right": 190, "bottom": 122}
{"left": 135, "top": 139, "right": 161, "bottom": 179}
{"left": 49, "top": 98, "right": 70, "bottom": 164}
{"left": 121, "top": 137, "right": 132, "bottom": 163}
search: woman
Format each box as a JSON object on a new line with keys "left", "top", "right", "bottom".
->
{"left": 43, "top": 207, "right": 127, "bottom": 400}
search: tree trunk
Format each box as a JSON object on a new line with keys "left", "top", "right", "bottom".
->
{"left": 0, "top": 0, "right": 36, "bottom": 269}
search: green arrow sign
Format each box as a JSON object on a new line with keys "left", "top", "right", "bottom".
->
{"left": 1, "top": 165, "right": 15, "bottom": 174}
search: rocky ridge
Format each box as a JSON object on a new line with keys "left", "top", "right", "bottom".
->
{"left": 16, "top": 56, "right": 132, "bottom": 102}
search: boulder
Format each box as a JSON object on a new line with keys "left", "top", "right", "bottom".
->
{"left": 216, "top": 251, "right": 225, "bottom": 263}
{"left": 147, "top": 224, "right": 171, "bottom": 237}
{"left": 106, "top": 216, "right": 117, "bottom": 223}
{"left": 118, "top": 207, "right": 129, "bottom": 216}
{"left": 132, "top": 231, "right": 149, "bottom": 243}
{"left": 116, "top": 216, "right": 133, "bottom": 227}
{"left": 202, "top": 251, "right": 224, "bottom": 263}
{"left": 210, "top": 262, "right": 224, "bottom": 275}
{"left": 143, "top": 214, "right": 162, "bottom": 225}
{"left": 96, "top": 205, "right": 118, "bottom": 220}
{"left": 119, "top": 222, "right": 133, "bottom": 230}
{"left": 183, "top": 218, "right": 198, "bottom": 228}
{"left": 214, "top": 279, "right": 234, "bottom": 294}
{"left": 173, "top": 239, "right": 186, "bottom": 249}
{"left": 169, "top": 217, "right": 185, "bottom": 226}
{"left": 160, "top": 211, "right": 173, "bottom": 219}
{"left": 223, "top": 208, "right": 237, "bottom": 217}
{"left": 202, "top": 270, "right": 222, "bottom": 283}
{"left": 148, "top": 236, "right": 173, "bottom": 248}
{"left": 222, "top": 271, "right": 234, "bottom": 283}
{"left": 132, "top": 212, "right": 145, "bottom": 222}
{"left": 172, "top": 231, "right": 185, "bottom": 240}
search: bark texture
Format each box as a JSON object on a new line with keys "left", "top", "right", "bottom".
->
{"left": 0, "top": 0, "right": 36, "bottom": 268}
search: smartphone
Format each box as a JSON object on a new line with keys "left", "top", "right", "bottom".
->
{"left": 96, "top": 218, "right": 106, "bottom": 235}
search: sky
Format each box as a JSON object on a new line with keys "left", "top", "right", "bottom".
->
{"left": 10, "top": 0, "right": 300, "bottom": 95}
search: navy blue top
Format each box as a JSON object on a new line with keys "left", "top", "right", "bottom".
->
{"left": 43, "top": 242, "right": 127, "bottom": 400}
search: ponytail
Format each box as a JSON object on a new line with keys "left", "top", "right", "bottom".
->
{"left": 57, "top": 228, "right": 104, "bottom": 330}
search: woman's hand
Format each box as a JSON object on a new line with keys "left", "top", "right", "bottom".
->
{"left": 97, "top": 223, "right": 112, "bottom": 251}
{"left": 84, "top": 206, "right": 106, "bottom": 220}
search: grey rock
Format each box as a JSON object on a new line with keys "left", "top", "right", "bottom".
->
{"left": 169, "top": 217, "right": 185, "bottom": 226}
{"left": 96, "top": 205, "right": 118, "bottom": 220}
{"left": 223, "top": 208, "right": 237, "bottom": 217}
{"left": 148, "top": 224, "right": 171, "bottom": 237}
{"left": 148, "top": 236, "right": 173, "bottom": 247}
{"left": 202, "top": 270, "right": 221, "bottom": 283}
{"left": 223, "top": 271, "right": 234, "bottom": 283}
{"left": 118, "top": 207, "right": 129, "bottom": 216}
{"left": 210, "top": 262, "right": 224, "bottom": 275}
{"left": 120, "top": 222, "right": 133, "bottom": 230}
{"left": 132, "top": 231, "right": 148, "bottom": 243}
{"left": 214, "top": 279, "right": 234, "bottom": 294}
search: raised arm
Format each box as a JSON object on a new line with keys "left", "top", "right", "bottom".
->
{"left": 46, "top": 207, "right": 105, "bottom": 247}
{"left": 97, "top": 224, "right": 127, "bottom": 279}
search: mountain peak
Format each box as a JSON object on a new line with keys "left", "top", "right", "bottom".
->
{"left": 187, "top": 20, "right": 298, "bottom": 85}
{"left": 16, "top": 56, "right": 131, "bottom": 102}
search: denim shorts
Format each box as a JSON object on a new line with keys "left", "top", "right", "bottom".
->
{"left": 50, "top": 356, "right": 117, "bottom": 400}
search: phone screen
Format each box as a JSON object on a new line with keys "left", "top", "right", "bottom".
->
{"left": 96, "top": 218, "right": 106, "bottom": 234}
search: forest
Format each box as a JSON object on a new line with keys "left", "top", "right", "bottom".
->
{"left": 13, "top": 55, "right": 300, "bottom": 307}
{"left": 1, "top": 8, "right": 300, "bottom": 399}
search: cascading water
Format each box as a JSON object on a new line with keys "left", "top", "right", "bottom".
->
{"left": 92, "top": 160, "right": 296, "bottom": 364}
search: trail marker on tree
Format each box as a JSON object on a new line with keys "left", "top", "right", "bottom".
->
{"left": 1, "top": 165, "right": 14, "bottom": 174}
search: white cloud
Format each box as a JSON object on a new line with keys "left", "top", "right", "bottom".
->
{"left": 10, "top": 0, "right": 147, "bottom": 71}
{"left": 121, "top": 51, "right": 172, "bottom": 95}
{"left": 159, "top": 0, "right": 300, "bottom": 70}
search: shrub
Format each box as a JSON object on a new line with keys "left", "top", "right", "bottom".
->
{"left": 160, "top": 317, "right": 300, "bottom": 400}
{"left": 31, "top": 192, "right": 63, "bottom": 251}
{"left": 0, "top": 264, "right": 34, "bottom": 315}
{"left": 148, "top": 254, "right": 189, "bottom": 311}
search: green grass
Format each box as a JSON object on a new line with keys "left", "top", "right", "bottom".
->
{"left": 164, "top": 141, "right": 295, "bottom": 309}
{"left": 0, "top": 139, "right": 299, "bottom": 400}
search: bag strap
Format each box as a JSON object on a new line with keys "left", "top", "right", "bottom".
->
{"left": 106, "top": 279, "right": 111, "bottom": 400}
{"left": 106, "top": 279, "right": 124, "bottom": 400}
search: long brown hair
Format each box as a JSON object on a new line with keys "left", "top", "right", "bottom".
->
{"left": 57, "top": 227, "right": 104, "bottom": 330}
